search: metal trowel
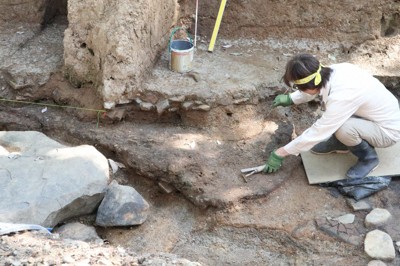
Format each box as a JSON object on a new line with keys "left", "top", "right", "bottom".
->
{"left": 240, "top": 165, "right": 265, "bottom": 182}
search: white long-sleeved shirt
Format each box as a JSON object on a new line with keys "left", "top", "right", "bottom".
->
{"left": 284, "top": 63, "right": 400, "bottom": 156}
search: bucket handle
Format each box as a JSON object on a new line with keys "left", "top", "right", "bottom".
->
{"left": 169, "top": 27, "right": 193, "bottom": 52}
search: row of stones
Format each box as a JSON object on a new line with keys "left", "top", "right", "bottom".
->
{"left": 137, "top": 97, "right": 254, "bottom": 114}
{"left": 137, "top": 96, "right": 212, "bottom": 114}
{"left": 363, "top": 208, "right": 397, "bottom": 263}
{"left": 106, "top": 93, "right": 253, "bottom": 113}
{"left": 105, "top": 95, "right": 213, "bottom": 113}
{"left": 316, "top": 206, "right": 397, "bottom": 263}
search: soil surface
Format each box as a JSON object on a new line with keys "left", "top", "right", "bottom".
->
{"left": 1, "top": 16, "right": 400, "bottom": 266}
{"left": 1, "top": 47, "right": 400, "bottom": 265}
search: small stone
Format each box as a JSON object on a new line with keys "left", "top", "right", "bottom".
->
{"left": 139, "top": 102, "right": 154, "bottom": 111}
{"left": 103, "top": 101, "right": 115, "bottom": 109}
{"left": 134, "top": 98, "right": 143, "bottom": 104}
{"left": 186, "top": 72, "right": 200, "bottom": 82}
{"left": 108, "top": 159, "right": 119, "bottom": 174}
{"left": 105, "top": 109, "right": 126, "bottom": 121}
{"left": 333, "top": 213, "right": 355, "bottom": 224}
{"left": 193, "top": 104, "right": 211, "bottom": 111}
{"left": 156, "top": 99, "right": 170, "bottom": 114}
{"left": 142, "top": 93, "right": 159, "bottom": 104}
{"left": 118, "top": 99, "right": 130, "bottom": 104}
{"left": 182, "top": 101, "right": 194, "bottom": 110}
{"left": 346, "top": 198, "right": 372, "bottom": 211}
{"left": 169, "top": 95, "right": 185, "bottom": 102}
{"left": 56, "top": 222, "right": 102, "bottom": 242}
{"left": 365, "top": 208, "right": 392, "bottom": 228}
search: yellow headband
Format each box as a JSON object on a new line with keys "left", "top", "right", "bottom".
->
{"left": 293, "top": 65, "right": 322, "bottom": 86}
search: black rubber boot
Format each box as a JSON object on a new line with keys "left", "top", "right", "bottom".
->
{"left": 346, "top": 140, "right": 379, "bottom": 178}
{"left": 311, "top": 135, "right": 349, "bottom": 154}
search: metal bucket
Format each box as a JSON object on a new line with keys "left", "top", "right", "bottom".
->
{"left": 169, "top": 28, "right": 194, "bottom": 73}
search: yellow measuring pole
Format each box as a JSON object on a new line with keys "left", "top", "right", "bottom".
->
{"left": 208, "top": 0, "right": 227, "bottom": 52}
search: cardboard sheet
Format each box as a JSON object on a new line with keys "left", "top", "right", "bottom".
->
{"left": 301, "top": 142, "right": 400, "bottom": 184}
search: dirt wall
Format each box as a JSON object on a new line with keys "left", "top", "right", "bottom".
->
{"left": 0, "top": 0, "right": 67, "bottom": 24}
{"left": 63, "top": 0, "right": 179, "bottom": 108}
{"left": 181, "top": 0, "right": 400, "bottom": 43}
{"left": 3, "top": 0, "right": 399, "bottom": 109}
{"left": 63, "top": 0, "right": 399, "bottom": 108}
{"left": 0, "top": 0, "right": 46, "bottom": 23}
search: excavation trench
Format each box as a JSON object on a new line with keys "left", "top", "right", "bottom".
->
{"left": 1, "top": 0, "right": 400, "bottom": 264}
{"left": 2, "top": 92, "right": 400, "bottom": 265}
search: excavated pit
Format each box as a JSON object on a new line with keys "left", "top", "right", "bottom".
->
{"left": 1, "top": 1, "right": 400, "bottom": 265}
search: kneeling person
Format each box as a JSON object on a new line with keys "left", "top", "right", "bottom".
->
{"left": 264, "top": 54, "right": 400, "bottom": 178}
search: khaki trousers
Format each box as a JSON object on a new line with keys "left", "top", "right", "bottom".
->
{"left": 335, "top": 117, "right": 396, "bottom": 148}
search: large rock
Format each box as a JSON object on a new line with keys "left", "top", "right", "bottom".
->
{"left": 0, "top": 131, "right": 109, "bottom": 227}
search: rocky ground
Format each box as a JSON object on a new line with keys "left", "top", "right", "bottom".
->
{"left": 0, "top": 230, "right": 201, "bottom": 265}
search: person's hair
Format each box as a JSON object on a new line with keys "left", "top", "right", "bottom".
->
{"left": 282, "top": 54, "right": 332, "bottom": 91}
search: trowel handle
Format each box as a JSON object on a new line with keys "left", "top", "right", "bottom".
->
{"left": 240, "top": 165, "right": 265, "bottom": 173}
{"left": 169, "top": 27, "right": 193, "bottom": 52}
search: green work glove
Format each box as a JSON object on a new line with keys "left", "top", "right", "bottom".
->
{"left": 273, "top": 94, "right": 293, "bottom": 107}
{"left": 263, "top": 150, "right": 284, "bottom": 173}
